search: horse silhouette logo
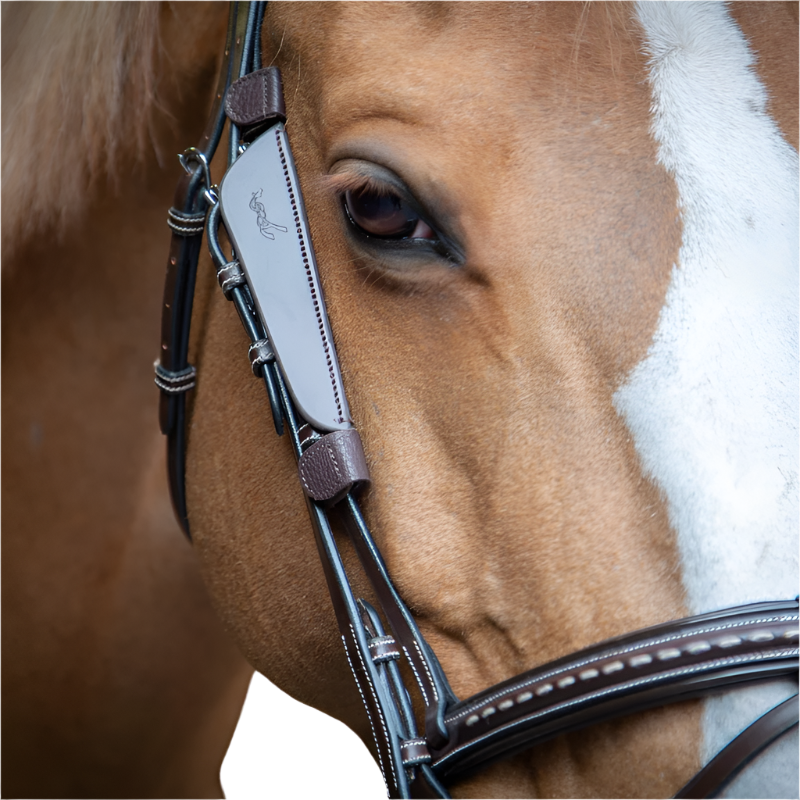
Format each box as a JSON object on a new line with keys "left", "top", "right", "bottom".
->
{"left": 249, "top": 189, "right": 288, "bottom": 240}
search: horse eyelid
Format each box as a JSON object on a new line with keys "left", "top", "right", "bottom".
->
{"left": 328, "top": 173, "right": 441, "bottom": 242}
{"left": 321, "top": 170, "right": 393, "bottom": 198}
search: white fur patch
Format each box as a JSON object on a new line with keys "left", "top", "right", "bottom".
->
{"left": 618, "top": 2, "right": 798, "bottom": 793}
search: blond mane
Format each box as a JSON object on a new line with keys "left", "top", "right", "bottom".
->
{"left": 2, "top": 3, "right": 161, "bottom": 261}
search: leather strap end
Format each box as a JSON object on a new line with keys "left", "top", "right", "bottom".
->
{"left": 298, "top": 429, "right": 370, "bottom": 504}
{"left": 224, "top": 66, "right": 286, "bottom": 127}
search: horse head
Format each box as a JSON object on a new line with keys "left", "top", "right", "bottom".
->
{"left": 3, "top": 2, "right": 796, "bottom": 797}
{"left": 183, "top": 3, "right": 798, "bottom": 796}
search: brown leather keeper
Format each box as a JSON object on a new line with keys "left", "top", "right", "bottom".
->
{"left": 224, "top": 66, "right": 286, "bottom": 127}
{"left": 400, "top": 739, "right": 432, "bottom": 767}
{"left": 298, "top": 429, "right": 370, "bottom": 504}
{"left": 368, "top": 635, "right": 401, "bottom": 664}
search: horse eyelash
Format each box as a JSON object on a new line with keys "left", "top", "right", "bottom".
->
{"left": 319, "top": 171, "right": 397, "bottom": 199}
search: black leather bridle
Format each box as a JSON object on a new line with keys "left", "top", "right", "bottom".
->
{"left": 155, "top": 4, "right": 799, "bottom": 797}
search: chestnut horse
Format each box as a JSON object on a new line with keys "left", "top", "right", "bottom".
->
{"left": 3, "top": 2, "right": 797, "bottom": 798}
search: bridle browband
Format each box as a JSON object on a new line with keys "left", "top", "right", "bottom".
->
{"left": 156, "top": 4, "right": 799, "bottom": 797}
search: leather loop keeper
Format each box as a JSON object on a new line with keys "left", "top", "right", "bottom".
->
{"left": 400, "top": 739, "right": 432, "bottom": 767}
{"left": 298, "top": 429, "right": 370, "bottom": 504}
{"left": 369, "top": 635, "right": 401, "bottom": 664}
{"left": 224, "top": 66, "right": 286, "bottom": 127}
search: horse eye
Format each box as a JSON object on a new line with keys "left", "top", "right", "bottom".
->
{"left": 344, "top": 187, "right": 434, "bottom": 240}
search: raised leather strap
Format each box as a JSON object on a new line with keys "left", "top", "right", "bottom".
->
{"left": 157, "top": 175, "right": 208, "bottom": 534}
{"left": 271, "top": 379, "right": 425, "bottom": 798}
{"left": 298, "top": 429, "right": 370, "bottom": 504}
{"left": 674, "top": 694, "right": 799, "bottom": 799}
{"left": 339, "top": 495, "right": 458, "bottom": 751}
{"left": 427, "top": 600, "right": 799, "bottom": 782}
{"left": 224, "top": 66, "right": 286, "bottom": 127}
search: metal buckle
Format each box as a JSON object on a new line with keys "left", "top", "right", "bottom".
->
{"left": 178, "top": 148, "right": 218, "bottom": 204}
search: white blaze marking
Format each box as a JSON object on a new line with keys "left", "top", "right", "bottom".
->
{"left": 618, "top": 3, "right": 798, "bottom": 795}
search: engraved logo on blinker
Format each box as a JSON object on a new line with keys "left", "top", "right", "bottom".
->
{"left": 249, "top": 189, "right": 288, "bottom": 240}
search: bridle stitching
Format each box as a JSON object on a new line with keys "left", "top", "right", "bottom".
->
{"left": 402, "top": 645, "right": 430, "bottom": 707}
{"left": 437, "top": 648, "right": 799, "bottom": 768}
{"left": 349, "top": 624, "right": 399, "bottom": 790}
{"left": 446, "top": 614, "right": 798, "bottom": 723}
{"left": 274, "top": 129, "right": 345, "bottom": 423}
{"left": 413, "top": 639, "right": 439, "bottom": 703}
{"left": 342, "top": 634, "right": 391, "bottom": 787}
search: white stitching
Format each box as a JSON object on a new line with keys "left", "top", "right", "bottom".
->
{"left": 446, "top": 615, "right": 797, "bottom": 723}
{"left": 326, "top": 440, "right": 342, "bottom": 478}
{"left": 413, "top": 639, "right": 439, "bottom": 703}
{"left": 350, "top": 625, "right": 398, "bottom": 791}
{"left": 402, "top": 646, "right": 430, "bottom": 707}
{"left": 341, "top": 635, "right": 390, "bottom": 789}
{"left": 438, "top": 648, "right": 798, "bottom": 767}
{"left": 167, "top": 223, "right": 204, "bottom": 235}
{"left": 154, "top": 377, "right": 196, "bottom": 394}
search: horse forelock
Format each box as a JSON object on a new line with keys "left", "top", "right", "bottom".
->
{"left": 616, "top": 3, "right": 798, "bottom": 792}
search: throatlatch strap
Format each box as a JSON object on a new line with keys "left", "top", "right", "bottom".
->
{"left": 157, "top": 185, "right": 207, "bottom": 535}
{"left": 155, "top": 2, "right": 249, "bottom": 537}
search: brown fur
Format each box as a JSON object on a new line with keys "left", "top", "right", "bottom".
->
{"left": 2, "top": 4, "right": 251, "bottom": 798}
{"left": 3, "top": 2, "right": 796, "bottom": 797}
{"left": 3, "top": 3, "right": 157, "bottom": 260}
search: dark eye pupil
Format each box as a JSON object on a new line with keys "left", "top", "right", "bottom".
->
{"left": 344, "top": 188, "right": 419, "bottom": 238}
